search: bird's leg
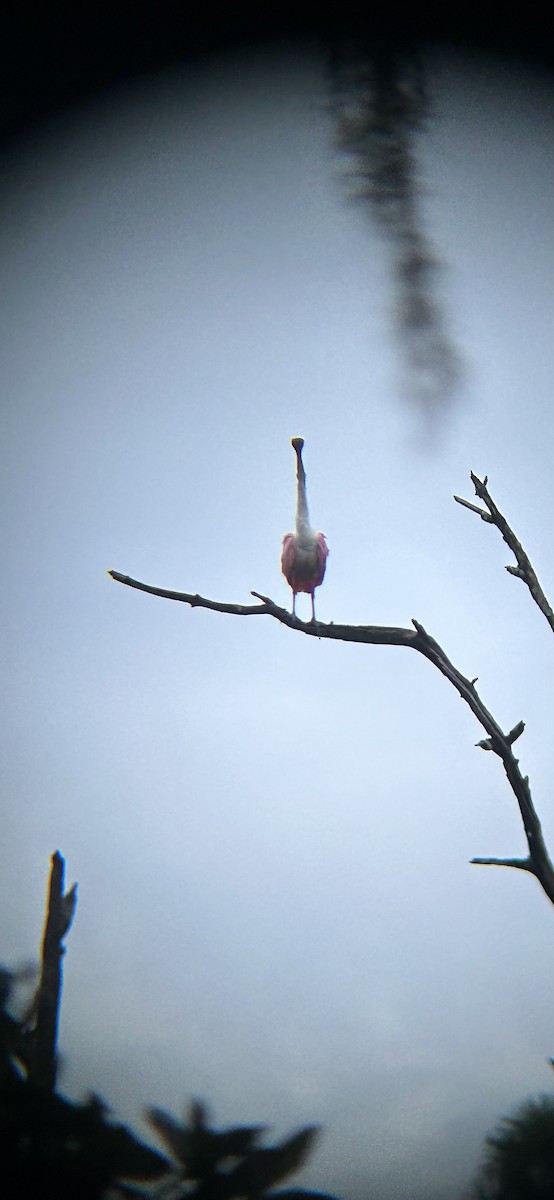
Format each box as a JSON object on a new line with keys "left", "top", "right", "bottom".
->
{"left": 311, "top": 592, "right": 316, "bottom": 623}
{"left": 292, "top": 592, "right": 297, "bottom": 619}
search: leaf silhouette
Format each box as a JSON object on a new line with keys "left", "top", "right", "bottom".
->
{"left": 227, "top": 1127, "right": 320, "bottom": 1195}
{"left": 146, "top": 1099, "right": 266, "bottom": 1178}
{"left": 1, "top": 1072, "right": 169, "bottom": 1199}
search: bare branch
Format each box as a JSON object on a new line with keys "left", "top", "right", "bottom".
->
{"left": 29, "top": 852, "right": 78, "bottom": 1091}
{"left": 453, "top": 494, "right": 493, "bottom": 522}
{"left": 470, "top": 856, "right": 534, "bottom": 873}
{"left": 455, "top": 474, "right": 554, "bottom": 635}
{"left": 109, "top": 568, "right": 554, "bottom": 906}
{"left": 109, "top": 572, "right": 417, "bottom": 644}
{"left": 478, "top": 722, "right": 525, "bottom": 751}
{"left": 507, "top": 720, "right": 525, "bottom": 745}
{"left": 108, "top": 571, "right": 271, "bottom": 616}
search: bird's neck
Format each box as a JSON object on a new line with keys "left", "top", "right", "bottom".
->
{"left": 295, "top": 480, "right": 312, "bottom": 537}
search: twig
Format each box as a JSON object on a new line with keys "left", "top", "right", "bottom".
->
{"left": 29, "top": 852, "right": 77, "bottom": 1091}
{"left": 109, "top": 570, "right": 554, "bottom": 906}
{"left": 108, "top": 572, "right": 271, "bottom": 616}
{"left": 470, "top": 856, "right": 533, "bottom": 872}
{"left": 454, "top": 473, "right": 554, "bottom": 635}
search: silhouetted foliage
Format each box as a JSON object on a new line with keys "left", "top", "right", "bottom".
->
{"left": 473, "top": 1095, "right": 554, "bottom": 1199}
{"left": 146, "top": 1100, "right": 336, "bottom": 1199}
{"left": 1, "top": 857, "right": 337, "bottom": 1200}
{"left": 0, "top": 958, "right": 169, "bottom": 1200}
{"left": 0, "top": 857, "right": 170, "bottom": 1199}
{"left": 0, "top": 1069, "right": 168, "bottom": 1200}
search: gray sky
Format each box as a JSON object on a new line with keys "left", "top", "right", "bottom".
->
{"left": 2, "top": 41, "right": 554, "bottom": 1200}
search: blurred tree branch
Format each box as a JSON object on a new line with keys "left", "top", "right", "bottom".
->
{"left": 109, "top": 472, "right": 554, "bottom": 908}
{"left": 327, "top": 37, "right": 463, "bottom": 419}
{"left": 29, "top": 852, "right": 77, "bottom": 1091}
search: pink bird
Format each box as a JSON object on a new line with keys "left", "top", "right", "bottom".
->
{"left": 281, "top": 437, "right": 328, "bottom": 622}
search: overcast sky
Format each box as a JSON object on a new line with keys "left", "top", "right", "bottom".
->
{"left": 2, "top": 40, "right": 554, "bottom": 1200}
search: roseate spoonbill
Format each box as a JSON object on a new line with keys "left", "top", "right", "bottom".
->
{"left": 281, "top": 437, "right": 328, "bottom": 622}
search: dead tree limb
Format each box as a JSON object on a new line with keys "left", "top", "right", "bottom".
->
{"left": 29, "top": 851, "right": 77, "bottom": 1091}
{"left": 454, "top": 472, "right": 554, "bottom": 635}
{"left": 109, "top": 553, "right": 554, "bottom": 907}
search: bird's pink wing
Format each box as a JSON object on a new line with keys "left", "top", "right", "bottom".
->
{"left": 314, "top": 533, "right": 329, "bottom": 586}
{"left": 281, "top": 534, "right": 297, "bottom": 586}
